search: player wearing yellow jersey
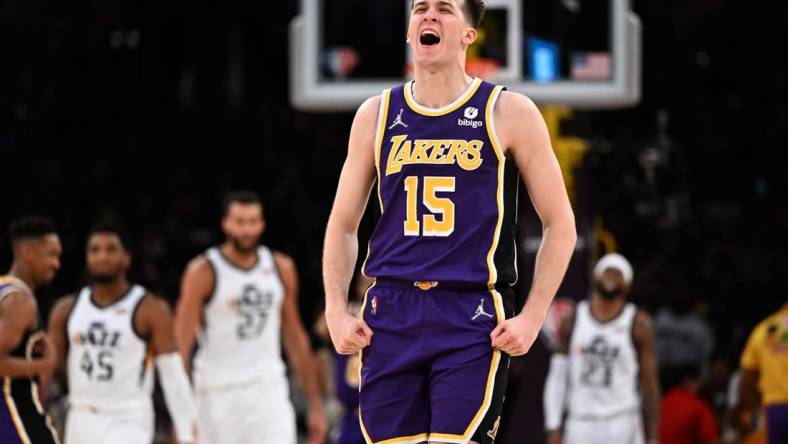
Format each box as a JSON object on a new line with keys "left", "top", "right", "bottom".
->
{"left": 733, "top": 302, "right": 788, "bottom": 444}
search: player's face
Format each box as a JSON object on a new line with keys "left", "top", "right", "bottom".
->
{"left": 594, "top": 268, "right": 629, "bottom": 300}
{"left": 25, "top": 234, "right": 62, "bottom": 286}
{"left": 86, "top": 233, "right": 130, "bottom": 284}
{"left": 222, "top": 203, "right": 265, "bottom": 254}
{"left": 408, "top": 0, "right": 477, "bottom": 67}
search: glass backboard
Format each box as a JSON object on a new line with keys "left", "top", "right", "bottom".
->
{"left": 290, "top": 0, "right": 640, "bottom": 111}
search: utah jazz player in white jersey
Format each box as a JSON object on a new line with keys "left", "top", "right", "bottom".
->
{"left": 543, "top": 254, "right": 660, "bottom": 444}
{"left": 48, "top": 224, "right": 195, "bottom": 444}
{"left": 175, "top": 191, "right": 326, "bottom": 444}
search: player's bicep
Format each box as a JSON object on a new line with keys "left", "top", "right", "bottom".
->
{"left": 329, "top": 96, "right": 381, "bottom": 231}
{"left": 558, "top": 311, "right": 575, "bottom": 354}
{"left": 499, "top": 93, "right": 573, "bottom": 226}
{"left": 144, "top": 296, "right": 178, "bottom": 356}
{"left": 737, "top": 368, "right": 760, "bottom": 407}
{"left": 0, "top": 293, "right": 36, "bottom": 354}
{"left": 47, "top": 296, "right": 75, "bottom": 368}
{"left": 0, "top": 318, "right": 24, "bottom": 355}
{"left": 175, "top": 258, "right": 213, "bottom": 330}
{"left": 739, "top": 328, "right": 762, "bottom": 370}
{"left": 275, "top": 253, "right": 306, "bottom": 337}
{"left": 634, "top": 311, "right": 658, "bottom": 384}
{"left": 174, "top": 259, "right": 214, "bottom": 364}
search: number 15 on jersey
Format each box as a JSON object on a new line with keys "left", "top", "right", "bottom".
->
{"left": 403, "top": 176, "right": 455, "bottom": 237}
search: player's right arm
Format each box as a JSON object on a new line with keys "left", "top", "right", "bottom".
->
{"left": 633, "top": 310, "right": 660, "bottom": 444}
{"left": 174, "top": 256, "right": 214, "bottom": 371}
{"left": 0, "top": 292, "right": 55, "bottom": 379}
{"left": 47, "top": 295, "right": 76, "bottom": 384}
{"left": 139, "top": 294, "right": 197, "bottom": 444}
{"left": 731, "top": 369, "right": 760, "bottom": 436}
{"left": 322, "top": 95, "right": 379, "bottom": 355}
{"left": 543, "top": 310, "right": 574, "bottom": 444}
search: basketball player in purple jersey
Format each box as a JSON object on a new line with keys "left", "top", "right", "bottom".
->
{"left": 1, "top": 216, "right": 61, "bottom": 444}
{"left": 323, "top": 1, "right": 577, "bottom": 443}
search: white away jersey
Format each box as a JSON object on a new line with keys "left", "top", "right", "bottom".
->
{"left": 192, "top": 246, "right": 286, "bottom": 390}
{"left": 567, "top": 300, "right": 641, "bottom": 419}
{"left": 67, "top": 284, "right": 153, "bottom": 412}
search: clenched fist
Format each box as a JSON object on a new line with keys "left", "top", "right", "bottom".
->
{"left": 326, "top": 308, "right": 373, "bottom": 355}
{"left": 490, "top": 312, "right": 543, "bottom": 356}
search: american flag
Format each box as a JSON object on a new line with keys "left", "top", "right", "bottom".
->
{"left": 571, "top": 52, "right": 611, "bottom": 80}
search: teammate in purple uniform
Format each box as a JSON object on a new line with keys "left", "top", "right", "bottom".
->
{"left": 1, "top": 216, "right": 61, "bottom": 444}
{"left": 323, "top": 1, "right": 577, "bottom": 443}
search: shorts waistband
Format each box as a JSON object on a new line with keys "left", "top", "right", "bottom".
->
{"left": 69, "top": 399, "right": 153, "bottom": 415}
{"left": 194, "top": 375, "right": 287, "bottom": 394}
{"left": 373, "top": 277, "right": 512, "bottom": 293}
{"left": 568, "top": 407, "right": 640, "bottom": 422}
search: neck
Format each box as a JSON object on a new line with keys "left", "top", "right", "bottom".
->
{"left": 590, "top": 294, "right": 626, "bottom": 322}
{"left": 8, "top": 263, "right": 37, "bottom": 291}
{"left": 93, "top": 278, "right": 130, "bottom": 305}
{"left": 412, "top": 63, "right": 473, "bottom": 109}
{"left": 221, "top": 242, "right": 257, "bottom": 268}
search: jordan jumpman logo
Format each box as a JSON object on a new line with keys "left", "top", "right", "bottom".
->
{"left": 388, "top": 109, "right": 408, "bottom": 129}
{"left": 472, "top": 298, "right": 494, "bottom": 320}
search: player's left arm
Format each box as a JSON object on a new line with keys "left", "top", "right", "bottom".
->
{"left": 731, "top": 325, "right": 762, "bottom": 434}
{"left": 137, "top": 295, "right": 196, "bottom": 444}
{"left": 490, "top": 92, "right": 577, "bottom": 356}
{"left": 276, "top": 251, "right": 327, "bottom": 444}
{"left": 633, "top": 310, "right": 660, "bottom": 443}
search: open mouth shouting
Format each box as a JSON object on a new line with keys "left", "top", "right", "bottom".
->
{"left": 419, "top": 29, "right": 441, "bottom": 46}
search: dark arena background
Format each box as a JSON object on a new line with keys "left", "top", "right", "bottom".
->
{"left": 1, "top": 0, "right": 787, "bottom": 443}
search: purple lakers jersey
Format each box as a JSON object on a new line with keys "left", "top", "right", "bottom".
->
{"left": 0, "top": 277, "right": 58, "bottom": 444}
{"left": 363, "top": 78, "right": 519, "bottom": 288}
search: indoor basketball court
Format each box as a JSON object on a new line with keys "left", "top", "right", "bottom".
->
{"left": 1, "top": 0, "right": 786, "bottom": 443}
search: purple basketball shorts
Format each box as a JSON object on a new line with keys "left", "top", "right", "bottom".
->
{"left": 766, "top": 403, "right": 788, "bottom": 444}
{"left": 358, "top": 279, "right": 514, "bottom": 444}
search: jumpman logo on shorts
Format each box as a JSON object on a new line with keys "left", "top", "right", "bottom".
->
{"left": 472, "top": 298, "right": 494, "bottom": 320}
{"left": 388, "top": 109, "right": 408, "bottom": 129}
